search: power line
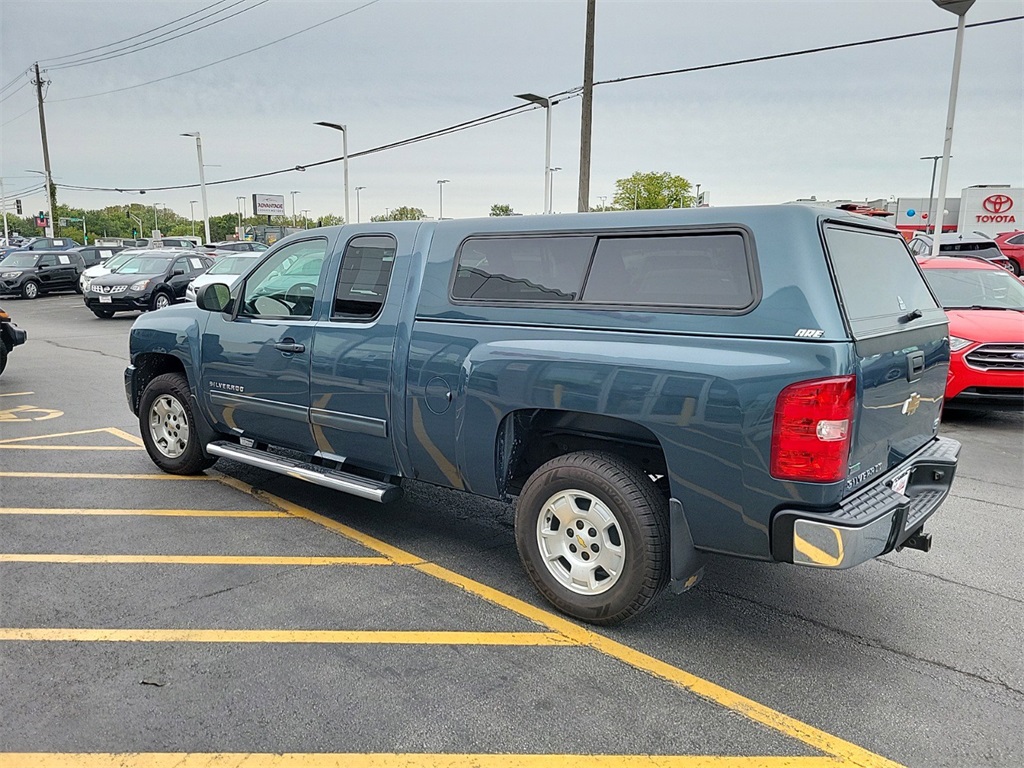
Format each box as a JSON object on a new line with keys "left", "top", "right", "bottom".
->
{"left": 586, "top": 14, "right": 1024, "bottom": 90}
{"left": 48, "top": 0, "right": 271, "bottom": 71}
{"left": 50, "top": 0, "right": 382, "bottom": 103}
{"left": 0, "top": 79, "right": 31, "bottom": 105}
{"left": 0, "top": 104, "right": 37, "bottom": 128}
{"left": 54, "top": 13, "right": 1022, "bottom": 195}
{"left": 38, "top": 0, "right": 232, "bottom": 64}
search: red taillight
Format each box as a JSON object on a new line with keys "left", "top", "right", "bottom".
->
{"left": 771, "top": 375, "right": 856, "bottom": 483}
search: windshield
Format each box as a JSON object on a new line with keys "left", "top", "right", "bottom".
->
{"left": 923, "top": 267, "right": 1024, "bottom": 310}
{"left": 2, "top": 255, "right": 38, "bottom": 269}
{"left": 208, "top": 256, "right": 257, "bottom": 275}
{"left": 107, "top": 251, "right": 147, "bottom": 271}
{"left": 115, "top": 256, "right": 173, "bottom": 275}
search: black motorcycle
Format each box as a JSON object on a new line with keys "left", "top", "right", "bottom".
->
{"left": 0, "top": 305, "right": 27, "bottom": 376}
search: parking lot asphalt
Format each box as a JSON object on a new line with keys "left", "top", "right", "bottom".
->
{"left": 0, "top": 294, "right": 1021, "bottom": 768}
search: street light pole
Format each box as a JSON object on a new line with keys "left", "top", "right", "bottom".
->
{"left": 437, "top": 179, "right": 450, "bottom": 220}
{"left": 236, "top": 196, "right": 245, "bottom": 236}
{"left": 189, "top": 200, "right": 198, "bottom": 237}
{"left": 694, "top": 183, "right": 701, "bottom": 207}
{"left": 290, "top": 191, "right": 300, "bottom": 227}
{"left": 597, "top": 195, "right": 606, "bottom": 212}
{"left": 314, "top": 122, "right": 350, "bottom": 223}
{"left": 153, "top": 203, "right": 163, "bottom": 234}
{"left": 514, "top": 93, "right": 554, "bottom": 214}
{"left": 355, "top": 186, "right": 366, "bottom": 223}
{"left": 181, "top": 133, "right": 211, "bottom": 244}
{"left": 548, "top": 168, "right": 562, "bottom": 212}
{"left": 929, "top": 0, "right": 975, "bottom": 257}
{"left": 300, "top": 209, "right": 310, "bottom": 229}
{"left": 920, "top": 155, "right": 942, "bottom": 234}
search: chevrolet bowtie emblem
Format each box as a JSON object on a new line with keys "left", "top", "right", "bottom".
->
{"left": 902, "top": 392, "right": 921, "bottom": 416}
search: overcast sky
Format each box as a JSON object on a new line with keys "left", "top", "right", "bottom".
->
{"left": 1, "top": 0, "right": 1022, "bottom": 225}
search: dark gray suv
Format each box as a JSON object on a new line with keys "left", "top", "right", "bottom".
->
{"left": 0, "top": 251, "right": 86, "bottom": 299}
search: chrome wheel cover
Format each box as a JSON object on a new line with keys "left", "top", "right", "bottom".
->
{"left": 148, "top": 394, "right": 190, "bottom": 458}
{"left": 154, "top": 293, "right": 170, "bottom": 309}
{"left": 536, "top": 489, "right": 626, "bottom": 595}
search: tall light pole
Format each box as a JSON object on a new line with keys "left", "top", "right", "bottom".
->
{"left": 920, "top": 155, "right": 943, "bottom": 234}
{"left": 693, "top": 183, "right": 702, "bottom": 207}
{"left": 236, "top": 196, "right": 245, "bottom": 236}
{"left": 929, "top": 0, "right": 975, "bottom": 256}
{"left": 514, "top": 93, "right": 553, "bottom": 214}
{"left": 548, "top": 167, "right": 562, "bottom": 213}
{"left": 180, "top": 133, "right": 211, "bottom": 244}
{"left": 300, "top": 209, "right": 310, "bottom": 229}
{"left": 314, "top": 121, "right": 349, "bottom": 223}
{"left": 289, "top": 191, "right": 300, "bottom": 227}
{"left": 189, "top": 200, "right": 198, "bottom": 236}
{"left": 355, "top": 186, "right": 366, "bottom": 223}
{"left": 153, "top": 203, "right": 163, "bottom": 233}
{"left": 437, "top": 179, "right": 450, "bottom": 220}
{"left": 597, "top": 195, "right": 606, "bottom": 212}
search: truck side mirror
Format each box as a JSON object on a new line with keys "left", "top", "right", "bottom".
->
{"left": 196, "top": 282, "right": 233, "bottom": 313}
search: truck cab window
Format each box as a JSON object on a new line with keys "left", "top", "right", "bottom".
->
{"left": 240, "top": 238, "right": 328, "bottom": 318}
{"left": 332, "top": 235, "right": 397, "bottom": 320}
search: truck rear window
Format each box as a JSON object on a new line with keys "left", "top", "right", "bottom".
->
{"left": 825, "top": 226, "right": 940, "bottom": 337}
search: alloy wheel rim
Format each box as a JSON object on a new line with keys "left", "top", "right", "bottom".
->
{"left": 25, "top": 283, "right": 37, "bottom": 298}
{"left": 535, "top": 489, "right": 626, "bottom": 595}
{"left": 148, "top": 394, "right": 189, "bottom": 458}
{"left": 155, "top": 294, "right": 170, "bottom": 309}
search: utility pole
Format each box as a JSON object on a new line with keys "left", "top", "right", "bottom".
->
{"left": 32, "top": 63, "right": 55, "bottom": 237}
{"left": 1, "top": 178, "right": 9, "bottom": 242}
{"left": 577, "top": 0, "right": 596, "bottom": 213}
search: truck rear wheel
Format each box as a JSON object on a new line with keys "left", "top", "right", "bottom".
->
{"left": 139, "top": 373, "right": 216, "bottom": 475}
{"left": 515, "top": 451, "right": 669, "bottom": 625}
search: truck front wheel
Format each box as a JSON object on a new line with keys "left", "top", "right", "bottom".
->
{"left": 139, "top": 373, "right": 216, "bottom": 475}
{"left": 515, "top": 451, "right": 669, "bottom": 625}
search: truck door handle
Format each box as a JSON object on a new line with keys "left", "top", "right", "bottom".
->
{"left": 274, "top": 341, "right": 305, "bottom": 354}
{"left": 907, "top": 351, "right": 925, "bottom": 382}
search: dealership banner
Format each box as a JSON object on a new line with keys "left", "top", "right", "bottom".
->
{"left": 958, "top": 186, "right": 1021, "bottom": 237}
{"left": 253, "top": 194, "right": 286, "bottom": 216}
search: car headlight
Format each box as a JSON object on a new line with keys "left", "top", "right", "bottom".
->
{"left": 1, "top": 271, "right": 20, "bottom": 279}
{"left": 81, "top": 279, "right": 91, "bottom": 291}
{"left": 949, "top": 336, "right": 974, "bottom": 352}
{"left": 130, "top": 279, "right": 150, "bottom": 291}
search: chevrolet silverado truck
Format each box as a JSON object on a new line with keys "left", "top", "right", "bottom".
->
{"left": 126, "top": 205, "right": 960, "bottom": 624}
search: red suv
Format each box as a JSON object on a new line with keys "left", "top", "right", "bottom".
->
{"left": 919, "top": 256, "right": 1024, "bottom": 409}
{"left": 994, "top": 231, "right": 1024, "bottom": 276}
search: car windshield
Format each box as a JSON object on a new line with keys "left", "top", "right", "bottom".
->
{"left": 107, "top": 251, "right": 147, "bottom": 271}
{"left": 2, "top": 255, "right": 38, "bottom": 268}
{"left": 208, "top": 256, "right": 256, "bottom": 275}
{"left": 923, "top": 267, "right": 1024, "bottom": 310}
{"left": 115, "top": 256, "right": 173, "bottom": 275}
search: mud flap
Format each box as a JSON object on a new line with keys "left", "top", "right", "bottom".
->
{"left": 669, "top": 498, "right": 706, "bottom": 594}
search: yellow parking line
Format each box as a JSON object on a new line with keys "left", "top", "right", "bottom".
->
{"left": 0, "top": 391, "right": 34, "bottom": 398}
{"left": 0, "top": 445, "right": 142, "bottom": 451}
{"left": 0, "top": 427, "right": 141, "bottom": 445}
{"left": 0, "top": 508, "right": 291, "bottom": 517}
{"left": 0, "top": 471, "right": 213, "bottom": 480}
{"left": 0, "top": 754, "right": 846, "bottom": 767}
{"left": 0, "top": 628, "right": 574, "bottom": 645}
{"left": 215, "top": 474, "right": 905, "bottom": 768}
{"left": 0, "top": 554, "right": 393, "bottom": 566}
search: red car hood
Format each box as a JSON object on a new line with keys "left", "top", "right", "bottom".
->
{"left": 946, "top": 309, "right": 1024, "bottom": 343}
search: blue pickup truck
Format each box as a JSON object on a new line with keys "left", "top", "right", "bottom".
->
{"left": 126, "top": 205, "right": 960, "bottom": 624}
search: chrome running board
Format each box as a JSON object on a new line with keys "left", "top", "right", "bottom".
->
{"left": 206, "top": 440, "right": 402, "bottom": 504}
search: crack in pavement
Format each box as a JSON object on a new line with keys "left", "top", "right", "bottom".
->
{"left": 709, "top": 587, "right": 1024, "bottom": 701}
{"left": 42, "top": 338, "right": 128, "bottom": 363}
{"left": 875, "top": 558, "right": 1024, "bottom": 605}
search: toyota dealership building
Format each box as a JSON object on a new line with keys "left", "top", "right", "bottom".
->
{"left": 895, "top": 185, "right": 1021, "bottom": 237}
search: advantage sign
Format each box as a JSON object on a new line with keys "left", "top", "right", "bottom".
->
{"left": 253, "top": 194, "right": 286, "bottom": 216}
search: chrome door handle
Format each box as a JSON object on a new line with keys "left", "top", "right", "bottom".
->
{"left": 274, "top": 342, "right": 305, "bottom": 354}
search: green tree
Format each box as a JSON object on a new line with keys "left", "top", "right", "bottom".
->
{"left": 371, "top": 206, "right": 425, "bottom": 222}
{"left": 490, "top": 203, "right": 516, "bottom": 217}
{"left": 612, "top": 171, "right": 692, "bottom": 211}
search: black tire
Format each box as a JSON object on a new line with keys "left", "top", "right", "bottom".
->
{"left": 21, "top": 281, "right": 39, "bottom": 300}
{"left": 138, "top": 372, "right": 216, "bottom": 475}
{"left": 0, "top": 343, "right": 7, "bottom": 376}
{"left": 92, "top": 309, "right": 115, "bottom": 319}
{"left": 73, "top": 281, "right": 83, "bottom": 294}
{"left": 151, "top": 291, "right": 173, "bottom": 311}
{"left": 515, "top": 451, "right": 669, "bottom": 625}
{"left": 1010, "top": 260, "right": 1022, "bottom": 277}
